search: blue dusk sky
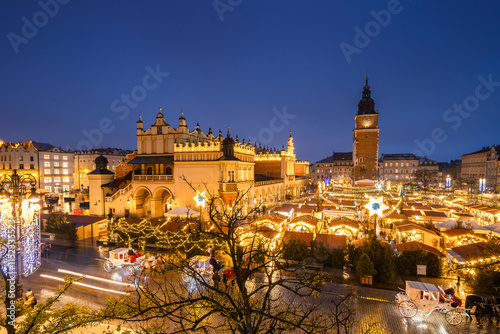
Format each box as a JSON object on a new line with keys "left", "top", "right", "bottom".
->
{"left": 1, "top": 1, "right": 499, "bottom": 164}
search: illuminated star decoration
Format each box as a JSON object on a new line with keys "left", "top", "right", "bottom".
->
{"left": 363, "top": 196, "right": 388, "bottom": 217}
{"left": 193, "top": 191, "right": 206, "bottom": 208}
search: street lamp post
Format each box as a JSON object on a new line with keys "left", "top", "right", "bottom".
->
{"left": 0, "top": 170, "right": 41, "bottom": 301}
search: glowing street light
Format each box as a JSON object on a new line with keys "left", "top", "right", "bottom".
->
{"left": 446, "top": 175, "right": 452, "bottom": 188}
{"left": 479, "top": 178, "right": 486, "bottom": 193}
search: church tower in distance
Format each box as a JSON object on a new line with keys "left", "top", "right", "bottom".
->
{"left": 353, "top": 75, "right": 379, "bottom": 181}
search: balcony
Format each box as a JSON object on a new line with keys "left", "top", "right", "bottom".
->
{"left": 133, "top": 174, "right": 174, "bottom": 182}
{"left": 254, "top": 178, "right": 283, "bottom": 186}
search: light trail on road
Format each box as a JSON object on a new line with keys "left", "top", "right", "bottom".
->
{"left": 41, "top": 274, "right": 130, "bottom": 295}
{"left": 57, "top": 268, "right": 142, "bottom": 288}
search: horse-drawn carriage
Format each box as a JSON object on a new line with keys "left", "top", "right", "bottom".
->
{"left": 102, "top": 248, "right": 146, "bottom": 276}
{"left": 395, "top": 281, "right": 467, "bottom": 325}
{"left": 181, "top": 255, "right": 217, "bottom": 282}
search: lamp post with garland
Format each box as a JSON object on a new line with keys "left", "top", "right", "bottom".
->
{"left": 0, "top": 170, "right": 41, "bottom": 304}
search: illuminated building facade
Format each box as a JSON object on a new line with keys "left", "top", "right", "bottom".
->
{"left": 461, "top": 145, "right": 500, "bottom": 192}
{"left": 89, "top": 108, "right": 310, "bottom": 218}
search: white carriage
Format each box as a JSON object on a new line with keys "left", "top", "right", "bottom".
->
{"left": 102, "top": 248, "right": 146, "bottom": 276}
{"left": 395, "top": 281, "right": 467, "bottom": 325}
{"left": 181, "top": 255, "right": 217, "bottom": 282}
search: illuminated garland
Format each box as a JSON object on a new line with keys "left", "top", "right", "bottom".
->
{"left": 0, "top": 200, "right": 41, "bottom": 277}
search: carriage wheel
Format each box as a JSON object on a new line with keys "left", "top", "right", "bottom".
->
{"left": 181, "top": 270, "right": 191, "bottom": 282}
{"left": 445, "top": 309, "right": 463, "bottom": 325}
{"left": 398, "top": 301, "right": 418, "bottom": 318}
{"left": 103, "top": 260, "right": 114, "bottom": 272}
{"left": 124, "top": 265, "right": 136, "bottom": 277}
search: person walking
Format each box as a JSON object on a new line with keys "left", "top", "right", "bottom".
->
{"left": 40, "top": 243, "right": 46, "bottom": 258}
{"left": 46, "top": 242, "right": 52, "bottom": 256}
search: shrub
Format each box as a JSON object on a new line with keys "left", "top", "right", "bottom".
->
{"left": 469, "top": 270, "right": 500, "bottom": 294}
{"left": 396, "top": 249, "right": 442, "bottom": 277}
{"left": 330, "top": 248, "right": 345, "bottom": 269}
{"left": 282, "top": 239, "right": 310, "bottom": 261}
{"left": 311, "top": 241, "right": 331, "bottom": 264}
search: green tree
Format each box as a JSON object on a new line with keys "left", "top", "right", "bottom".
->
{"left": 395, "top": 249, "right": 442, "bottom": 277}
{"left": 356, "top": 253, "right": 377, "bottom": 278}
{"left": 354, "top": 236, "right": 396, "bottom": 282}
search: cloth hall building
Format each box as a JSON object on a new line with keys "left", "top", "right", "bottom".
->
{"left": 88, "top": 109, "right": 310, "bottom": 219}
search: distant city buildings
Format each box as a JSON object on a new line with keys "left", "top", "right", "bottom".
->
{"left": 461, "top": 145, "right": 500, "bottom": 192}
{"left": 73, "top": 148, "right": 131, "bottom": 191}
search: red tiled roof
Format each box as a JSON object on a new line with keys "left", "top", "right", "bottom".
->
{"left": 395, "top": 241, "right": 442, "bottom": 257}
{"left": 283, "top": 231, "right": 314, "bottom": 244}
{"left": 423, "top": 211, "right": 448, "bottom": 218}
{"left": 294, "top": 207, "right": 315, "bottom": 214}
{"left": 451, "top": 242, "right": 491, "bottom": 262}
{"left": 315, "top": 234, "right": 347, "bottom": 249}
{"left": 404, "top": 210, "right": 424, "bottom": 217}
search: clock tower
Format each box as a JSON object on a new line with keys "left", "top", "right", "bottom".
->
{"left": 353, "top": 75, "right": 379, "bottom": 181}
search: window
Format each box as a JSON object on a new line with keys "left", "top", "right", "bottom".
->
{"left": 44, "top": 155, "right": 49, "bottom": 159}
{"left": 54, "top": 155, "right": 59, "bottom": 160}
{"left": 54, "top": 161, "right": 59, "bottom": 167}
{"left": 63, "top": 162, "right": 68, "bottom": 167}
{"left": 30, "top": 164, "right": 34, "bottom": 169}
{"left": 63, "top": 185, "right": 70, "bottom": 192}
{"left": 45, "top": 169, "right": 50, "bottom": 174}
{"left": 30, "top": 156, "right": 34, "bottom": 161}
{"left": 44, "top": 186, "right": 51, "bottom": 192}
{"left": 44, "top": 177, "right": 51, "bottom": 183}
{"left": 44, "top": 162, "right": 50, "bottom": 167}
{"left": 63, "top": 156, "right": 68, "bottom": 160}
{"left": 63, "top": 169, "right": 68, "bottom": 175}
{"left": 19, "top": 164, "right": 24, "bottom": 169}
{"left": 63, "top": 177, "right": 69, "bottom": 182}
{"left": 54, "top": 169, "right": 60, "bottom": 175}
{"left": 19, "top": 156, "right": 23, "bottom": 161}
{"left": 54, "top": 177, "right": 61, "bottom": 183}
{"left": 165, "top": 167, "right": 172, "bottom": 175}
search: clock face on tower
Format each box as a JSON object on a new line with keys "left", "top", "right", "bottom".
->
{"left": 362, "top": 116, "right": 371, "bottom": 127}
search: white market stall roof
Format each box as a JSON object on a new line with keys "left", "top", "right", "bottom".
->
{"left": 484, "top": 222, "right": 500, "bottom": 237}
{"left": 436, "top": 219, "right": 489, "bottom": 234}
{"left": 164, "top": 207, "right": 200, "bottom": 217}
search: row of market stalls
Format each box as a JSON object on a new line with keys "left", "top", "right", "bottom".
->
{"left": 238, "top": 213, "right": 360, "bottom": 250}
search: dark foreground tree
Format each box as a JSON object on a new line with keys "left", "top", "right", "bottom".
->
{"left": 103, "top": 177, "right": 372, "bottom": 333}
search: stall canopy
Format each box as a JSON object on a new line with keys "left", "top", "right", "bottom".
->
{"left": 484, "top": 222, "right": 500, "bottom": 237}
{"left": 164, "top": 207, "right": 200, "bottom": 217}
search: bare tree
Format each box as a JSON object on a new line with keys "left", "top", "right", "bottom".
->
{"left": 103, "top": 177, "right": 365, "bottom": 333}
{"left": 412, "top": 169, "right": 439, "bottom": 192}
